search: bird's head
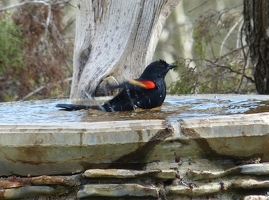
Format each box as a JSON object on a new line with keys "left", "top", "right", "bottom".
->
{"left": 139, "top": 59, "right": 177, "bottom": 80}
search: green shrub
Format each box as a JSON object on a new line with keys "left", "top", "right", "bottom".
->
{"left": 0, "top": 19, "right": 25, "bottom": 73}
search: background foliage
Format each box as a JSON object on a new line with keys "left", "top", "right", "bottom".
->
{"left": 154, "top": 0, "right": 255, "bottom": 95}
{"left": 0, "top": 0, "right": 74, "bottom": 101}
{"left": 0, "top": 0, "right": 254, "bottom": 102}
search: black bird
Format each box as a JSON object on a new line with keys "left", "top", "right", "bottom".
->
{"left": 56, "top": 60, "right": 177, "bottom": 112}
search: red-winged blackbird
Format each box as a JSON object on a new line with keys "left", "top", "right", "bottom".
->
{"left": 56, "top": 60, "right": 177, "bottom": 112}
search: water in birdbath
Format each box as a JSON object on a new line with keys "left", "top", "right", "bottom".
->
{"left": 1, "top": 94, "right": 269, "bottom": 124}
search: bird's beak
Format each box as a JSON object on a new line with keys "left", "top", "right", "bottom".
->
{"left": 168, "top": 64, "right": 177, "bottom": 70}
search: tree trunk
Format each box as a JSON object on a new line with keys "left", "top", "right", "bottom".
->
{"left": 70, "top": 0, "right": 180, "bottom": 99}
{"left": 244, "top": 0, "right": 269, "bottom": 94}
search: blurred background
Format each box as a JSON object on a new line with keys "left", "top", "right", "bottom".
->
{"left": 0, "top": 0, "right": 253, "bottom": 102}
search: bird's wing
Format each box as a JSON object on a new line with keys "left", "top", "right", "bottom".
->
{"left": 107, "top": 79, "right": 156, "bottom": 90}
{"left": 128, "top": 79, "right": 156, "bottom": 89}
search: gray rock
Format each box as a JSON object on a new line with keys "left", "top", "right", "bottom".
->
{"left": 84, "top": 169, "right": 176, "bottom": 180}
{"left": 2, "top": 186, "right": 55, "bottom": 199}
{"left": 77, "top": 184, "right": 159, "bottom": 198}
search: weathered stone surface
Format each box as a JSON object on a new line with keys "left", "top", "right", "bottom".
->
{"left": 244, "top": 195, "right": 269, "bottom": 200}
{"left": 0, "top": 175, "right": 80, "bottom": 191}
{"left": 231, "top": 178, "right": 269, "bottom": 189}
{"left": 30, "top": 175, "right": 79, "bottom": 186}
{"left": 238, "top": 163, "right": 269, "bottom": 175}
{"left": 1, "top": 186, "right": 55, "bottom": 199}
{"left": 77, "top": 184, "right": 159, "bottom": 198}
{"left": 166, "top": 178, "right": 269, "bottom": 197}
{"left": 0, "top": 180, "right": 24, "bottom": 189}
{"left": 1, "top": 112, "right": 269, "bottom": 176}
{"left": 190, "top": 162, "right": 269, "bottom": 180}
{"left": 154, "top": 169, "right": 177, "bottom": 179}
{"left": 84, "top": 169, "right": 159, "bottom": 178}
{"left": 84, "top": 169, "right": 176, "bottom": 180}
{"left": 0, "top": 120, "right": 168, "bottom": 176}
{"left": 180, "top": 112, "right": 269, "bottom": 160}
{"left": 166, "top": 182, "right": 222, "bottom": 197}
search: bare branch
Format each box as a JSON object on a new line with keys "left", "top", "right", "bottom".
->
{"left": 203, "top": 59, "right": 254, "bottom": 83}
{"left": 235, "top": 21, "right": 249, "bottom": 92}
{"left": 21, "top": 77, "right": 72, "bottom": 100}
{"left": 188, "top": 0, "right": 210, "bottom": 13}
{"left": 220, "top": 16, "right": 243, "bottom": 57}
{"left": 0, "top": 0, "right": 70, "bottom": 12}
{"left": 215, "top": 46, "right": 248, "bottom": 62}
{"left": 44, "top": 2, "right": 51, "bottom": 48}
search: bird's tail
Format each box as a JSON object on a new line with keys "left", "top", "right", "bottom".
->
{"left": 56, "top": 103, "right": 104, "bottom": 111}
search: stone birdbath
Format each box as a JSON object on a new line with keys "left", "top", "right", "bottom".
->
{"left": 0, "top": 94, "right": 269, "bottom": 199}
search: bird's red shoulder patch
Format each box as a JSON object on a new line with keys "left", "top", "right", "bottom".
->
{"left": 129, "top": 79, "right": 156, "bottom": 89}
